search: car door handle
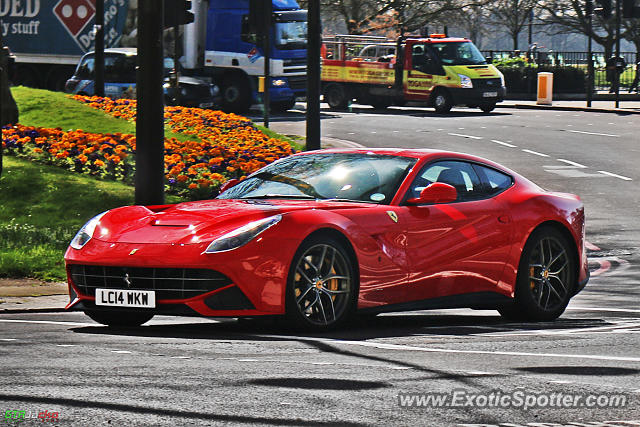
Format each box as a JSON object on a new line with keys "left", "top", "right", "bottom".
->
{"left": 498, "top": 215, "right": 511, "bottom": 224}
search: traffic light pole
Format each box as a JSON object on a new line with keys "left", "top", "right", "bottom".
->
{"left": 615, "top": 0, "right": 621, "bottom": 108}
{"left": 136, "top": 0, "right": 165, "bottom": 206}
{"left": 263, "top": 1, "right": 271, "bottom": 128}
{"left": 305, "top": 0, "right": 321, "bottom": 151}
{"left": 587, "top": 0, "right": 593, "bottom": 108}
{"left": 95, "top": 0, "right": 105, "bottom": 97}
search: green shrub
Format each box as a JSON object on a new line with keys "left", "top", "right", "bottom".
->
{"left": 497, "top": 65, "right": 586, "bottom": 94}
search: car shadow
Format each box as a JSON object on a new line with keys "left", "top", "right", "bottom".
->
{"left": 70, "top": 311, "right": 613, "bottom": 342}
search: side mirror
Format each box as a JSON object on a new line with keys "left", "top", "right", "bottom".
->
{"left": 407, "top": 182, "right": 457, "bottom": 205}
{"left": 219, "top": 178, "right": 239, "bottom": 194}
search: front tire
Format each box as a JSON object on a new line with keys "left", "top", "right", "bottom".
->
{"left": 480, "top": 103, "right": 496, "bottom": 113}
{"left": 499, "top": 227, "right": 575, "bottom": 322}
{"left": 271, "top": 98, "right": 296, "bottom": 112}
{"left": 285, "top": 236, "right": 357, "bottom": 331}
{"left": 85, "top": 310, "right": 154, "bottom": 327}
{"left": 221, "top": 75, "right": 251, "bottom": 112}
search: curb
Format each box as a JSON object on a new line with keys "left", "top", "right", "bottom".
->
{"left": 499, "top": 103, "right": 640, "bottom": 115}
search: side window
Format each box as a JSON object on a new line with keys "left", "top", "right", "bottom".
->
{"left": 411, "top": 44, "right": 426, "bottom": 71}
{"left": 76, "top": 57, "right": 94, "bottom": 79}
{"left": 474, "top": 164, "right": 513, "bottom": 196}
{"left": 241, "top": 15, "right": 257, "bottom": 44}
{"left": 408, "top": 160, "right": 482, "bottom": 202}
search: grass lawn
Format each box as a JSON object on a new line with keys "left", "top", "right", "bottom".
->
{"left": 3, "top": 87, "right": 299, "bottom": 280}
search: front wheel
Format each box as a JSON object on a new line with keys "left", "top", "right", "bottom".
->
{"left": 85, "top": 310, "right": 154, "bottom": 327}
{"left": 432, "top": 89, "right": 453, "bottom": 114}
{"left": 221, "top": 75, "right": 251, "bottom": 112}
{"left": 498, "top": 227, "right": 575, "bottom": 322}
{"left": 480, "top": 104, "right": 496, "bottom": 113}
{"left": 271, "top": 98, "right": 296, "bottom": 112}
{"left": 285, "top": 236, "right": 357, "bottom": 331}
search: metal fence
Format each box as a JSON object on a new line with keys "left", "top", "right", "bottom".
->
{"left": 481, "top": 50, "right": 639, "bottom": 92}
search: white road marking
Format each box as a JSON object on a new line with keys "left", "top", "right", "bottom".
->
{"left": 491, "top": 139, "right": 517, "bottom": 148}
{"left": 567, "top": 129, "right": 620, "bottom": 138}
{"left": 255, "top": 335, "right": 640, "bottom": 363}
{"left": 475, "top": 321, "right": 640, "bottom": 337}
{"left": 585, "top": 241, "right": 601, "bottom": 250}
{"left": 522, "top": 149, "right": 549, "bottom": 157}
{"left": 557, "top": 158, "right": 587, "bottom": 168}
{"left": 56, "top": 344, "right": 76, "bottom": 347}
{"left": 598, "top": 170, "right": 632, "bottom": 181}
{"left": 112, "top": 350, "right": 132, "bottom": 354}
{"left": 448, "top": 133, "right": 483, "bottom": 140}
{"left": 550, "top": 380, "right": 573, "bottom": 384}
{"left": 171, "top": 356, "right": 190, "bottom": 359}
{"left": 0, "top": 319, "right": 93, "bottom": 327}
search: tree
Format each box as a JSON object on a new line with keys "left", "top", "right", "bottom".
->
{"left": 0, "top": 34, "right": 19, "bottom": 178}
{"left": 490, "top": 0, "right": 538, "bottom": 50}
{"left": 541, "top": 0, "right": 622, "bottom": 59}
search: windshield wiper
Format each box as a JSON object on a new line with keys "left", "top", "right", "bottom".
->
{"left": 240, "top": 194, "right": 316, "bottom": 200}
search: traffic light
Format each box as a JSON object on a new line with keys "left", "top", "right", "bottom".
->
{"left": 163, "top": 0, "right": 194, "bottom": 28}
{"left": 622, "top": 0, "right": 640, "bottom": 18}
{"left": 594, "top": 0, "right": 612, "bottom": 18}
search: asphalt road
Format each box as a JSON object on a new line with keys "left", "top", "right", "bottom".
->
{"left": 1, "top": 105, "right": 639, "bottom": 426}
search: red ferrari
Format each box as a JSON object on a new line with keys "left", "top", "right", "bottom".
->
{"left": 65, "top": 149, "right": 589, "bottom": 330}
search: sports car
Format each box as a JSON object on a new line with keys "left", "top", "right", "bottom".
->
{"left": 64, "top": 148, "right": 589, "bottom": 330}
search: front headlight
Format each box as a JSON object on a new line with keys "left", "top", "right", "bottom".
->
{"left": 204, "top": 214, "right": 282, "bottom": 253}
{"left": 272, "top": 79, "right": 287, "bottom": 87}
{"left": 458, "top": 74, "right": 473, "bottom": 89}
{"left": 70, "top": 211, "right": 108, "bottom": 250}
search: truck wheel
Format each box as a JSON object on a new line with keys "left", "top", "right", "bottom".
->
{"left": 370, "top": 96, "right": 391, "bottom": 110}
{"left": 271, "top": 98, "right": 296, "bottom": 112}
{"left": 480, "top": 104, "right": 496, "bottom": 113}
{"left": 221, "top": 75, "right": 251, "bottom": 112}
{"left": 432, "top": 89, "right": 453, "bottom": 114}
{"left": 324, "top": 83, "right": 350, "bottom": 110}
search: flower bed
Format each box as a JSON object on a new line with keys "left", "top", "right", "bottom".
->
{"left": 1, "top": 96, "right": 294, "bottom": 199}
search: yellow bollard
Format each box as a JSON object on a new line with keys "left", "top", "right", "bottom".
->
{"left": 258, "top": 76, "right": 265, "bottom": 93}
{"left": 536, "top": 72, "right": 553, "bottom": 105}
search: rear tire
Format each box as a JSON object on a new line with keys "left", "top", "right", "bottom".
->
{"left": 432, "top": 89, "right": 453, "bottom": 114}
{"left": 85, "top": 310, "right": 154, "bottom": 327}
{"left": 324, "top": 83, "right": 350, "bottom": 110}
{"left": 285, "top": 236, "right": 358, "bottom": 331}
{"left": 498, "top": 227, "right": 575, "bottom": 322}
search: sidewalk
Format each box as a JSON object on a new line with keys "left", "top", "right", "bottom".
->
{"left": 0, "top": 278, "right": 68, "bottom": 313}
{"left": 501, "top": 99, "right": 640, "bottom": 114}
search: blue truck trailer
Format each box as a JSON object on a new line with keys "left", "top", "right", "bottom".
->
{"left": 184, "top": 0, "right": 307, "bottom": 112}
{"left": 1, "top": 0, "right": 130, "bottom": 91}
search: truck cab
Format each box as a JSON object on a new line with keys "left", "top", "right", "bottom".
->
{"left": 192, "top": 0, "right": 307, "bottom": 112}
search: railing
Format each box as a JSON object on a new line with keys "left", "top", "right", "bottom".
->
{"left": 481, "top": 50, "right": 639, "bottom": 92}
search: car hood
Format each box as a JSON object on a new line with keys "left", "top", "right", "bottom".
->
{"left": 93, "top": 199, "right": 373, "bottom": 245}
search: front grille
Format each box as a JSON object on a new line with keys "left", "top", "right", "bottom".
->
{"left": 287, "top": 75, "right": 306, "bottom": 91}
{"left": 472, "top": 78, "right": 502, "bottom": 90}
{"left": 70, "top": 265, "right": 232, "bottom": 301}
{"left": 283, "top": 58, "right": 307, "bottom": 67}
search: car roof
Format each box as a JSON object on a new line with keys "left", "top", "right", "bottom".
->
{"left": 297, "top": 148, "right": 518, "bottom": 176}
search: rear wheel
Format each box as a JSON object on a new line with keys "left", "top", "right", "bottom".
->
{"left": 324, "top": 83, "right": 350, "bottom": 110}
{"left": 432, "top": 89, "right": 453, "bottom": 114}
{"left": 85, "top": 310, "right": 154, "bottom": 327}
{"left": 498, "top": 227, "right": 575, "bottom": 322}
{"left": 285, "top": 236, "right": 357, "bottom": 331}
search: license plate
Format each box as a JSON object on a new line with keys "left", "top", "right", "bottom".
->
{"left": 199, "top": 102, "right": 214, "bottom": 108}
{"left": 95, "top": 289, "right": 156, "bottom": 308}
{"left": 483, "top": 91, "right": 498, "bottom": 98}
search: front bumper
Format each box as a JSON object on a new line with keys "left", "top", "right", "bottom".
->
{"left": 449, "top": 86, "right": 506, "bottom": 106}
{"left": 64, "top": 237, "right": 295, "bottom": 318}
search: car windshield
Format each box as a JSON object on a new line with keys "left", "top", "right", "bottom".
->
{"left": 275, "top": 21, "right": 307, "bottom": 49}
{"left": 431, "top": 42, "right": 486, "bottom": 65}
{"left": 218, "top": 153, "right": 416, "bottom": 204}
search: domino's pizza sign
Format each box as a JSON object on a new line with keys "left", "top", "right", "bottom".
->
{"left": 1, "top": 0, "right": 130, "bottom": 56}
